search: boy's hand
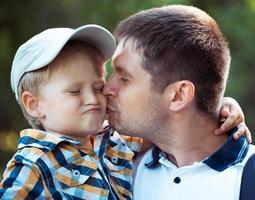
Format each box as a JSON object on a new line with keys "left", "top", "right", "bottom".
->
{"left": 214, "top": 97, "right": 252, "bottom": 143}
{"left": 232, "top": 122, "right": 252, "bottom": 142}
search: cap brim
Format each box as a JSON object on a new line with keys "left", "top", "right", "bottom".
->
{"left": 71, "top": 24, "right": 116, "bottom": 61}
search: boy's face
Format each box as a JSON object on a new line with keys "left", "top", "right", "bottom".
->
{"left": 37, "top": 52, "right": 106, "bottom": 138}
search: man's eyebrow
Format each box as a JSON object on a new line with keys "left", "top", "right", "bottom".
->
{"left": 115, "top": 65, "right": 132, "bottom": 78}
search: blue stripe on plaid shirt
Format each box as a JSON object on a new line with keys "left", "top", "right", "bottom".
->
{"left": 0, "top": 125, "right": 143, "bottom": 199}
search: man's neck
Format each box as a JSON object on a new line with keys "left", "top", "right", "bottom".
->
{"left": 152, "top": 111, "right": 228, "bottom": 168}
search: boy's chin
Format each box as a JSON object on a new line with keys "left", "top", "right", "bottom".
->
{"left": 86, "top": 120, "right": 105, "bottom": 134}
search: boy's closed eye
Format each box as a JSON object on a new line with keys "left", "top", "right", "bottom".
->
{"left": 67, "top": 89, "right": 81, "bottom": 95}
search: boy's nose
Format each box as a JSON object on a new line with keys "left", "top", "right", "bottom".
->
{"left": 85, "top": 92, "right": 99, "bottom": 105}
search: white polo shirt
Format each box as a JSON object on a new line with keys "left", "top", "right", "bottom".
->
{"left": 134, "top": 133, "right": 255, "bottom": 200}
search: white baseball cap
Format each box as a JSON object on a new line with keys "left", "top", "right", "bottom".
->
{"left": 11, "top": 24, "right": 116, "bottom": 101}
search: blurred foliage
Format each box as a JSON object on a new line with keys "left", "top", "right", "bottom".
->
{"left": 0, "top": 0, "right": 254, "bottom": 174}
{"left": 0, "top": 132, "right": 18, "bottom": 177}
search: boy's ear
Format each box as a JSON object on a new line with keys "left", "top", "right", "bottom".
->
{"left": 21, "top": 91, "right": 44, "bottom": 119}
{"left": 164, "top": 80, "right": 195, "bottom": 112}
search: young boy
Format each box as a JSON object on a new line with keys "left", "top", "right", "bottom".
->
{"left": 0, "top": 25, "right": 250, "bottom": 200}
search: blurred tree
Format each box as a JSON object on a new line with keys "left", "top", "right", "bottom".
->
{"left": 0, "top": 0, "right": 254, "bottom": 136}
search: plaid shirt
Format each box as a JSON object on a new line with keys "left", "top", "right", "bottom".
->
{"left": 0, "top": 125, "right": 142, "bottom": 200}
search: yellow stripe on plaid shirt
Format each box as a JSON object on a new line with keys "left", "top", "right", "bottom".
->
{"left": 0, "top": 124, "right": 143, "bottom": 199}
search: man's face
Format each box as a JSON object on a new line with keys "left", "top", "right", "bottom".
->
{"left": 103, "top": 39, "right": 167, "bottom": 137}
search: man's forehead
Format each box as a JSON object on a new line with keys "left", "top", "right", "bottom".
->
{"left": 112, "top": 53, "right": 129, "bottom": 75}
{"left": 112, "top": 39, "right": 129, "bottom": 62}
{"left": 112, "top": 38, "right": 142, "bottom": 68}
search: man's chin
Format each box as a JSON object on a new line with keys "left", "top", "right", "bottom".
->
{"left": 108, "top": 116, "right": 117, "bottom": 127}
{"left": 108, "top": 116, "right": 124, "bottom": 133}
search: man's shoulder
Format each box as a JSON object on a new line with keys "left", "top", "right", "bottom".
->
{"left": 247, "top": 144, "right": 255, "bottom": 153}
{"left": 242, "top": 144, "right": 255, "bottom": 164}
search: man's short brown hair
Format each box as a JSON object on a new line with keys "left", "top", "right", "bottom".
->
{"left": 114, "top": 5, "right": 230, "bottom": 114}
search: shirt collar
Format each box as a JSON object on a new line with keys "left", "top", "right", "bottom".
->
{"left": 18, "top": 129, "right": 81, "bottom": 151}
{"left": 93, "top": 125, "right": 135, "bottom": 161}
{"left": 146, "top": 127, "right": 249, "bottom": 172}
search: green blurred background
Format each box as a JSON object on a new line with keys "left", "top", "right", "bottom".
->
{"left": 0, "top": 0, "right": 254, "bottom": 176}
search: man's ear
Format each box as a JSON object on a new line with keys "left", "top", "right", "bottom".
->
{"left": 21, "top": 91, "right": 45, "bottom": 119}
{"left": 165, "top": 80, "right": 195, "bottom": 112}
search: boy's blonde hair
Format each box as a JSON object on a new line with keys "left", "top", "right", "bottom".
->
{"left": 18, "top": 41, "right": 104, "bottom": 130}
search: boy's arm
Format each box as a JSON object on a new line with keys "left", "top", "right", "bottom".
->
{"left": 0, "top": 160, "right": 45, "bottom": 199}
{"left": 215, "top": 97, "right": 252, "bottom": 143}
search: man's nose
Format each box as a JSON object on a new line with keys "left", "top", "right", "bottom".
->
{"left": 103, "top": 77, "right": 118, "bottom": 97}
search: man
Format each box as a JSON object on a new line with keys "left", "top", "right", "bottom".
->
{"left": 103, "top": 5, "right": 254, "bottom": 200}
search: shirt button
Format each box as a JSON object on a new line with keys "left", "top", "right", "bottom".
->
{"left": 111, "top": 157, "right": 118, "bottom": 164}
{"left": 173, "top": 177, "right": 181, "bottom": 184}
{"left": 72, "top": 170, "right": 80, "bottom": 177}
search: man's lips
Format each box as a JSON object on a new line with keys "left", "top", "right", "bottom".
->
{"left": 107, "top": 105, "right": 117, "bottom": 112}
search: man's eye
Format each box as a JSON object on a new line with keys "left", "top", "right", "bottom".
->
{"left": 120, "top": 77, "right": 129, "bottom": 82}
